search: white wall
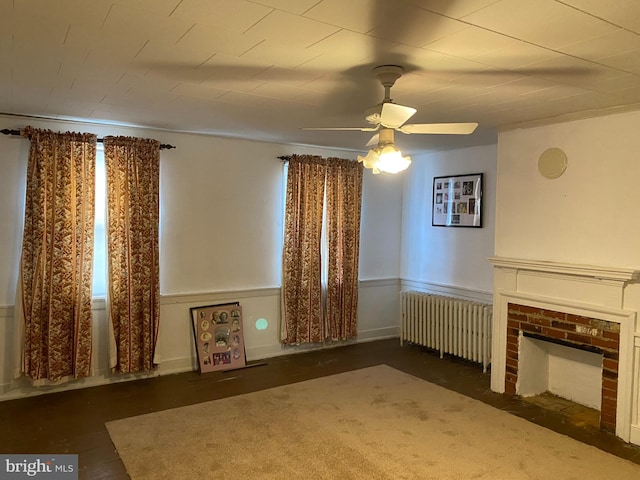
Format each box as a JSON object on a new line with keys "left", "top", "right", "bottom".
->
{"left": 400, "top": 145, "right": 497, "bottom": 300}
{"left": 0, "top": 114, "right": 403, "bottom": 399}
{"left": 496, "top": 110, "right": 640, "bottom": 267}
{"left": 360, "top": 173, "right": 403, "bottom": 280}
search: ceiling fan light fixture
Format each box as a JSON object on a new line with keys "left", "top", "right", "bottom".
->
{"left": 357, "top": 148, "right": 381, "bottom": 171}
{"left": 357, "top": 129, "right": 411, "bottom": 175}
{"left": 376, "top": 144, "right": 411, "bottom": 174}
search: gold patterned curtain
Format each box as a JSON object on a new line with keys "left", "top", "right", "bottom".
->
{"left": 103, "top": 136, "right": 160, "bottom": 374}
{"left": 324, "top": 158, "right": 363, "bottom": 341}
{"left": 16, "top": 126, "right": 96, "bottom": 382}
{"left": 281, "top": 155, "right": 326, "bottom": 344}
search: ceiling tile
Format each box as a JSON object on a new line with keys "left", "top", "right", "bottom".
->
{"left": 368, "top": 5, "right": 467, "bottom": 47}
{"left": 405, "top": 0, "right": 504, "bottom": 19}
{"left": 610, "top": 85, "right": 640, "bottom": 103}
{"left": 304, "top": 30, "right": 384, "bottom": 67}
{"left": 171, "top": 82, "right": 227, "bottom": 100}
{"left": 304, "top": 0, "right": 381, "bottom": 33}
{"left": 560, "top": 0, "right": 640, "bottom": 34}
{"left": 558, "top": 29, "right": 640, "bottom": 61}
{"left": 424, "top": 26, "right": 520, "bottom": 59}
{"left": 245, "top": 10, "right": 341, "bottom": 46}
{"left": 64, "top": 24, "right": 147, "bottom": 62}
{"left": 241, "top": 40, "right": 324, "bottom": 69}
{"left": 251, "top": 67, "right": 324, "bottom": 87}
{"left": 588, "top": 72, "right": 640, "bottom": 94}
{"left": 472, "top": 42, "right": 561, "bottom": 71}
{"left": 551, "top": 90, "right": 623, "bottom": 110}
{"left": 597, "top": 50, "right": 640, "bottom": 74}
{"left": 0, "top": 0, "right": 12, "bottom": 18}
{"left": 247, "top": 0, "right": 320, "bottom": 15}
{"left": 57, "top": 63, "right": 128, "bottom": 89}
{"left": 406, "top": 48, "right": 496, "bottom": 76}
{"left": 112, "top": 0, "right": 183, "bottom": 16}
{"left": 171, "top": 0, "right": 273, "bottom": 33}
{"left": 44, "top": 98, "right": 97, "bottom": 118}
{"left": 516, "top": 83, "right": 593, "bottom": 103}
{"left": 200, "top": 53, "right": 272, "bottom": 81}
{"left": 201, "top": 77, "right": 267, "bottom": 94}
{"left": 176, "top": 24, "right": 264, "bottom": 59}
{"left": 248, "top": 82, "right": 309, "bottom": 101}
{"left": 11, "top": 15, "right": 68, "bottom": 51}
{"left": 215, "top": 90, "right": 273, "bottom": 107}
{"left": 13, "top": 0, "right": 110, "bottom": 29}
{"left": 135, "top": 37, "right": 217, "bottom": 67}
{"left": 102, "top": 4, "right": 195, "bottom": 44}
{"left": 462, "top": 0, "right": 618, "bottom": 49}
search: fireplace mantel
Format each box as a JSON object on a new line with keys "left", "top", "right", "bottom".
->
{"left": 489, "top": 255, "right": 640, "bottom": 444}
{"left": 489, "top": 256, "right": 640, "bottom": 283}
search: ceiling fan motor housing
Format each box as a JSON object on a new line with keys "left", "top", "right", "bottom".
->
{"left": 365, "top": 66, "right": 405, "bottom": 124}
{"left": 374, "top": 65, "right": 404, "bottom": 88}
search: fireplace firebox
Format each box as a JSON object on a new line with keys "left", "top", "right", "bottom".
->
{"left": 506, "top": 303, "right": 619, "bottom": 431}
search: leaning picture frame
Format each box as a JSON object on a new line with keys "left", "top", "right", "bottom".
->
{"left": 190, "top": 302, "right": 246, "bottom": 373}
{"left": 432, "top": 173, "right": 483, "bottom": 228}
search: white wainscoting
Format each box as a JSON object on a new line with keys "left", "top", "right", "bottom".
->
{"left": 400, "top": 278, "right": 493, "bottom": 304}
{"left": 0, "top": 279, "right": 402, "bottom": 401}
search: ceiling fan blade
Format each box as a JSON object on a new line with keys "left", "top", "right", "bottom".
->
{"left": 399, "top": 123, "right": 478, "bottom": 135}
{"left": 301, "top": 126, "right": 379, "bottom": 132}
{"left": 379, "top": 103, "right": 416, "bottom": 128}
{"left": 366, "top": 133, "right": 380, "bottom": 147}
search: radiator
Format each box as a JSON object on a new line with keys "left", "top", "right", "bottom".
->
{"left": 400, "top": 291, "right": 493, "bottom": 372}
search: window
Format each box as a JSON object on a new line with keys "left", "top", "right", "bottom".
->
{"left": 92, "top": 146, "right": 107, "bottom": 298}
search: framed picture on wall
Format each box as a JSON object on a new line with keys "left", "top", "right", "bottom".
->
{"left": 432, "top": 173, "right": 483, "bottom": 227}
{"left": 190, "top": 302, "right": 246, "bottom": 373}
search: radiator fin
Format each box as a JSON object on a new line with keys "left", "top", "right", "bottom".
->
{"left": 400, "top": 291, "right": 493, "bottom": 372}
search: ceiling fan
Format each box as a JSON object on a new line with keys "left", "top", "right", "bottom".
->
{"left": 303, "top": 65, "right": 478, "bottom": 174}
{"left": 303, "top": 64, "right": 478, "bottom": 145}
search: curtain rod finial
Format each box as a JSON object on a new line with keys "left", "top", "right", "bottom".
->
{"left": 1, "top": 128, "right": 21, "bottom": 136}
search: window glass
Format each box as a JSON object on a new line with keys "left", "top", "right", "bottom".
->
{"left": 92, "top": 147, "right": 107, "bottom": 297}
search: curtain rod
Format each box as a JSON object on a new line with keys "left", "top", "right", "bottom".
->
{"left": 0, "top": 128, "right": 176, "bottom": 150}
{"left": 278, "top": 155, "right": 290, "bottom": 161}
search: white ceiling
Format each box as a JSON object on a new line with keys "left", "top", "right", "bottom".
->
{"left": 2, "top": 0, "right": 640, "bottom": 154}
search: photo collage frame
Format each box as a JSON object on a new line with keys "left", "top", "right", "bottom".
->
{"left": 190, "top": 302, "right": 246, "bottom": 373}
{"left": 432, "top": 173, "right": 483, "bottom": 227}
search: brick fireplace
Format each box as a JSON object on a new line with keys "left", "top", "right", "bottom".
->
{"left": 506, "top": 303, "right": 620, "bottom": 431}
{"left": 489, "top": 256, "right": 640, "bottom": 444}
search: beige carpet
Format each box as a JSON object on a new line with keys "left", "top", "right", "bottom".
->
{"left": 106, "top": 365, "right": 640, "bottom": 479}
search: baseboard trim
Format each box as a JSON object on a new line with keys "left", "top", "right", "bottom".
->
{"left": 245, "top": 327, "right": 400, "bottom": 361}
{"left": 0, "top": 369, "right": 161, "bottom": 401}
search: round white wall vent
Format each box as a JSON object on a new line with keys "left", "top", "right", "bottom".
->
{"left": 538, "top": 147, "right": 568, "bottom": 179}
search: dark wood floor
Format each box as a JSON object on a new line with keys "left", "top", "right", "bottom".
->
{"left": 2, "top": 338, "right": 640, "bottom": 479}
